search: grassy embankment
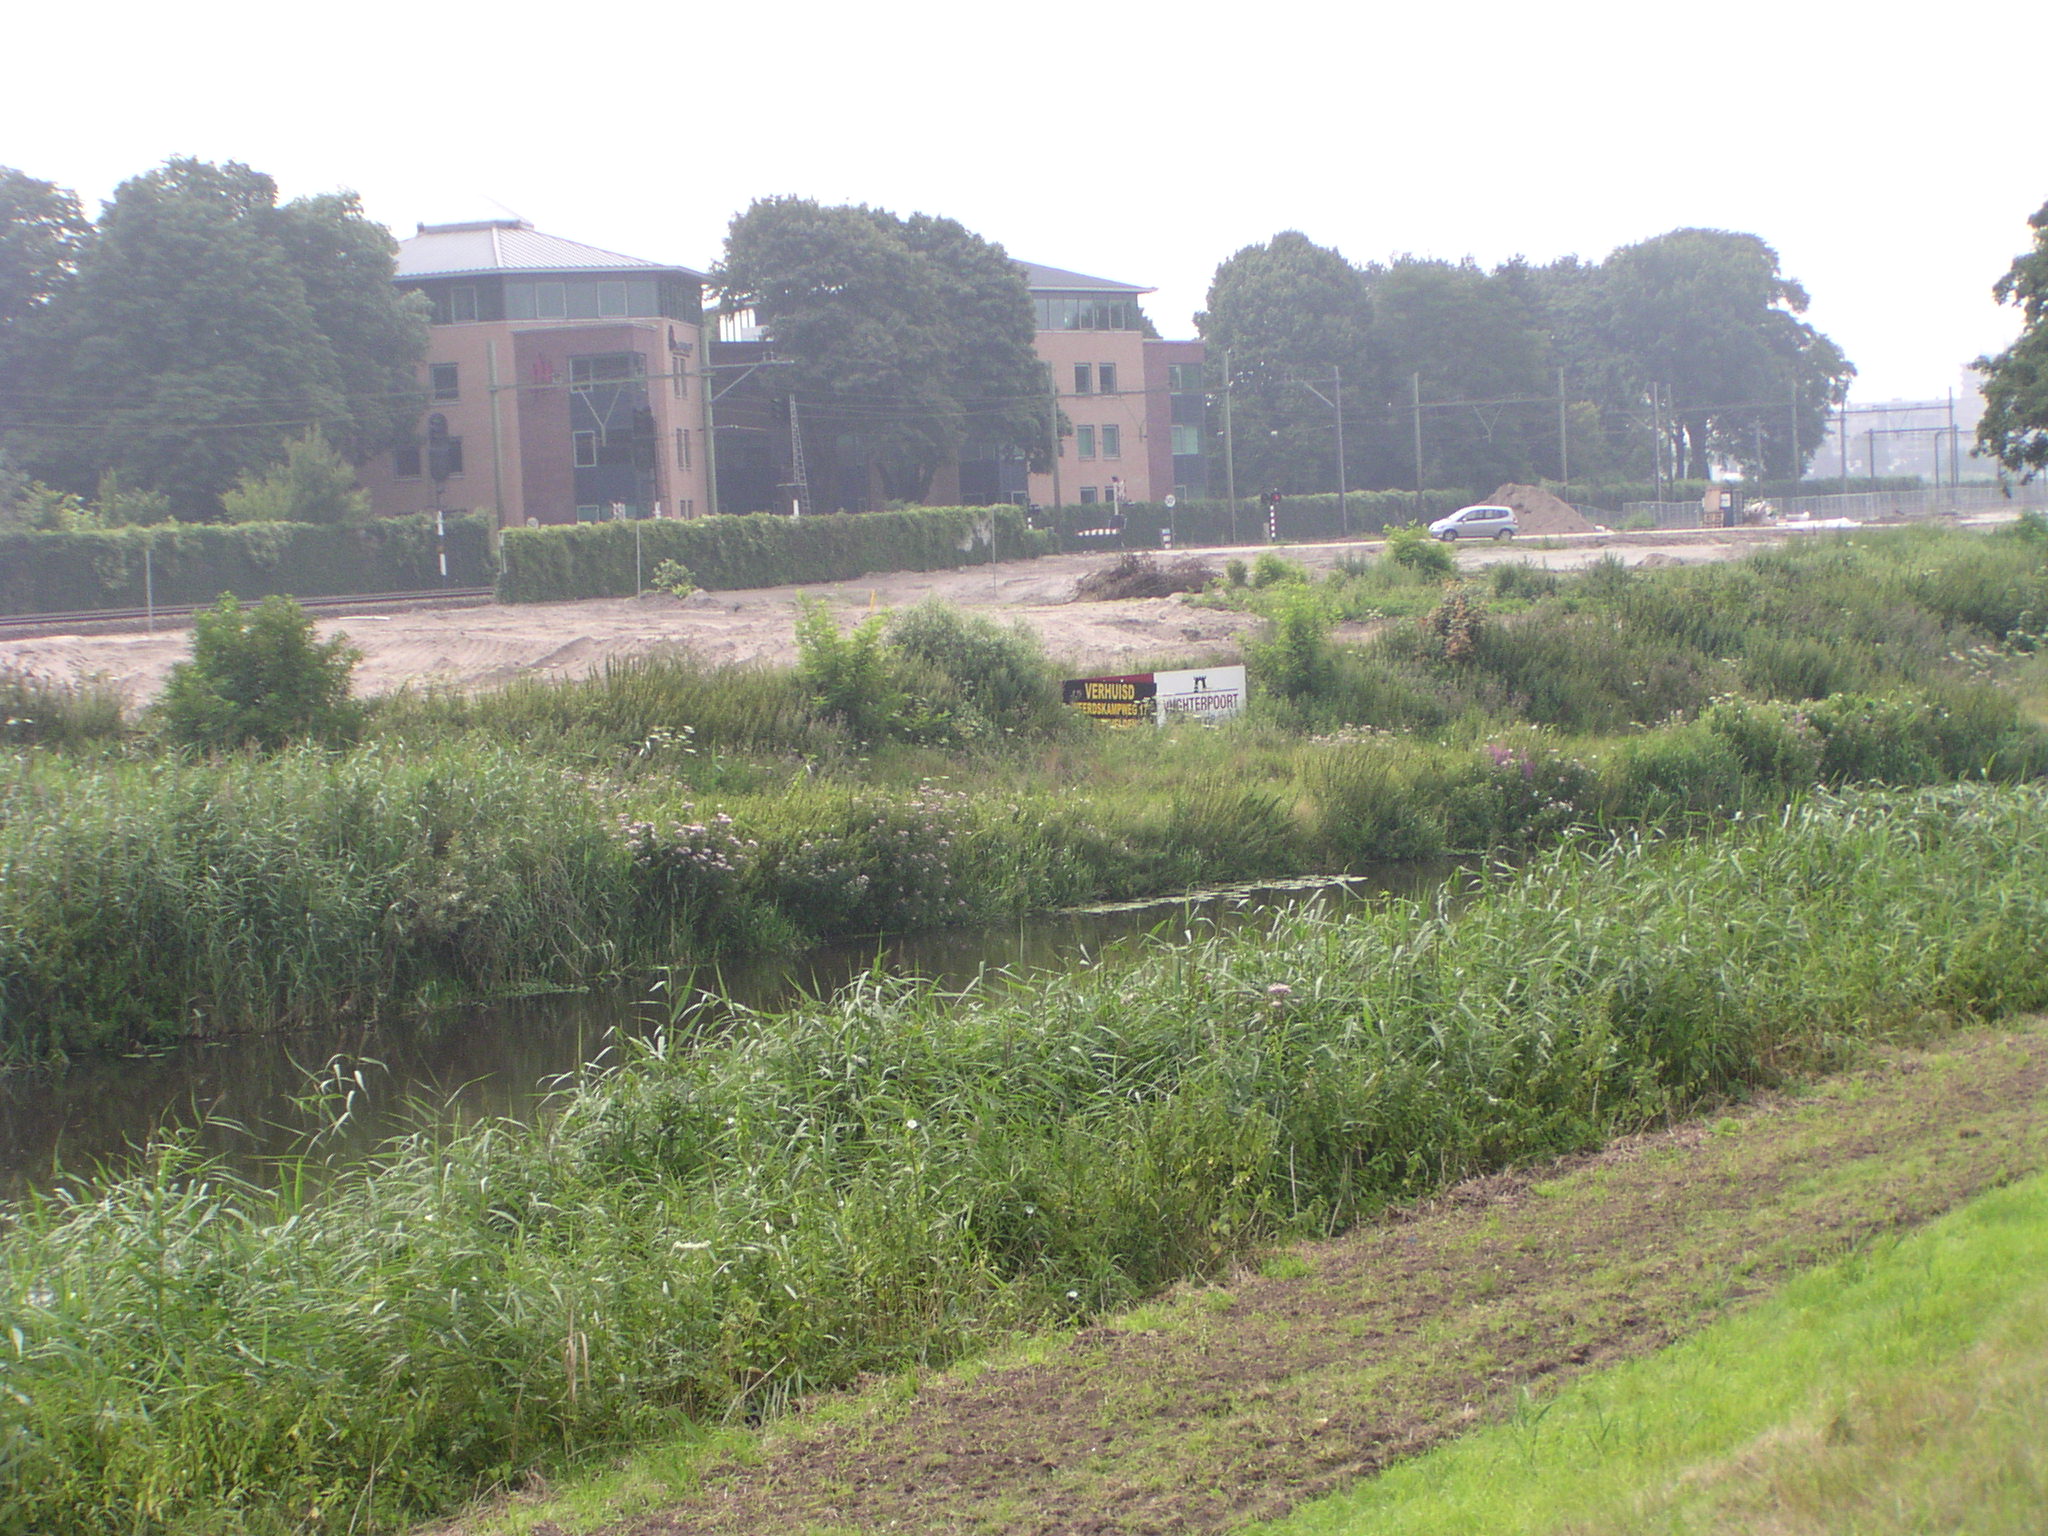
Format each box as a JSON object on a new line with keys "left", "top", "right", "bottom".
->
{"left": 1251, "top": 1166, "right": 2048, "bottom": 1536}
{"left": 4, "top": 522, "right": 2048, "bottom": 1059}
{"left": 5, "top": 781, "right": 2048, "bottom": 1534}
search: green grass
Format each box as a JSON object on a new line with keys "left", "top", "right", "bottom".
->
{"left": 8, "top": 523, "right": 2048, "bottom": 1061}
{"left": 1243, "top": 1168, "right": 2048, "bottom": 1536}
{"left": 7, "top": 783, "right": 2048, "bottom": 1533}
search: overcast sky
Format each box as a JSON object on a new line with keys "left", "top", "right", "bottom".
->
{"left": 7, "top": 0, "right": 2034, "bottom": 404}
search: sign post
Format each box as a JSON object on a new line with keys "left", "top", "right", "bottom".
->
{"left": 1062, "top": 665, "right": 1247, "bottom": 727}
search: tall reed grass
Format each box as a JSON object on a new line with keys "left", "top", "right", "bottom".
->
{"left": 4, "top": 783, "right": 2047, "bottom": 1534}
{"left": 8, "top": 525, "right": 2048, "bottom": 1059}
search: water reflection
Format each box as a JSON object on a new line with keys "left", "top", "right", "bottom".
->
{"left": 0, "top": 868, "right": 1444, "bottom": 1195}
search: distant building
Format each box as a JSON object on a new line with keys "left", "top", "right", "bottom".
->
{"left": 1013, "top": 262, "right": 1207, "bottom": 510}
{"left": 358, "top": 220, "right": 713, "bottom": 526}
{"left": 1816, "top": 380, "right": 1990, "bottom": 485}
{"left": 716, "top": 259, "right": 1210, "bottom": 514}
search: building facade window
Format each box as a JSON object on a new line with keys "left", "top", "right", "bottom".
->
{"left": 394, "top": 445, "right": 421, "bottom": 478}
{"left": 430, "top": 362, "right": 459, "bottom": 401}
{"left": 574, "top": 431, "right": 598, "bottom": 468}
{"left": 507, "top": 278, "right": 661, "bottom": 322}
{"left": 1076, "top": 425, "right": 1096, "bottom": 459}
{"left": 1171, "top": 424, "right": 1203, "bottom": 455}
{"left": 675, "top": 427, "right": 691, "bottom": 468}
{"left": 427, "top": 437, "right": 465, "bottom": 478}
{"left": 429, "top": 285, "right": 479, "bottom": 325}
{"left": 576, "top": 505, "right": 602, "bottom": 522}
{"left": 1033, "top": 295, "right": 1137, "bottom": 331}
{"left": 1168, "top": 363, "right": 1204, "bottom": 392}
{"left": 571, "top": 353, "right": 645, "bottom": 390}
{"left": 1073, "top": 363, "right": 1092, "bottom": 395}
{"left": 1097, "top": 363, "right": 1117, "bottom": 396}
{"left": 1173, "top": 483, "right": 1190, "bottom": 502}
{"left": 1101, "top": 425, "right": 1121, "bottom": 459}
{"left": 1078, "top": 486, "right": 1099, "bottom": 504}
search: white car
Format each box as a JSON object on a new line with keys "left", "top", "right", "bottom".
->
{"left": 1429, "top": 504, "right": 1519, "bottom": 541}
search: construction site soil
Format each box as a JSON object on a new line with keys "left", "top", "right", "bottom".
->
{"left": 2, "top": 527, "right": 1784, "bottom": 708}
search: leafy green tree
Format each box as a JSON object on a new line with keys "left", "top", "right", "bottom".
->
{"left": 220, "top": 429, "right": 371, "bottom": 524}
{"left": 8, "top": 159, "right": 427, "bottom": 517}
{"left": 1596, "top": 229, "right": 1852, "bottom": 480}
{"left": 715, "top": 199, "right": 1047, "bottom": 507}
{"left": 1975, "top": 198, "right": 2048, "bottom": 481}
{"left": 157, "top": 593, "right": 362, "bottom": 751}
{"left": 271, "top": 192, "right": 434, "bottom": 465}
{"left": 0, "top": 478, "right": 94, "bottom": 531}
{"left": 1196, "top": 231, "right": 1373, "bottom": 496}
{"left": 1368, "top": 258, "right": 1554, "bottom": 492}
{"left": 0, "top": 168, "right": 89, "bottom": 355}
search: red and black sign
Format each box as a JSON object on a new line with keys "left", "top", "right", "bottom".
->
{"left": 1061, "top": 672, "right": 1156, "bottom": 725}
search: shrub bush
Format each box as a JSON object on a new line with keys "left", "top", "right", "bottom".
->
{"left": 1250, "top": 585, "right": 1335, "bottom": 701}
{"left": 219, "top": 431, "right": 371, "bottom": 526}
{"left": 649, "top": 558, "right": 697, "bottom": 597}
{"left": 1702, "top": 695, "right": 1823, "bottom": 790}
{"left": 793, "top": 598, "right": 900, "bottom": 744}
{"left": 156, "top": 594, "right": 363, "bottom": 752}
{"left": 887, "top": 600, "right": 1063, "bottom": 736}
{"left": 1251, "top": 551, "right": 1309, "bottom": 588}
{"left": 1383, "top": 524, "right": 1456, "bottom": 577}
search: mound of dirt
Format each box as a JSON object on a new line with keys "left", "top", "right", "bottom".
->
{"left": 1489, "top": 483, "right": 1597, "bottom": 536}
{"left": 1070, "top": 554, "right": 1218, "bottom": 602}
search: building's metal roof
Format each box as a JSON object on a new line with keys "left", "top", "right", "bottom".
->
{"left": 396, "top": 220, "right": 705, "bottom": 281}
{"left": 1018, "top": 260, "right": 1151, "bottom": 295}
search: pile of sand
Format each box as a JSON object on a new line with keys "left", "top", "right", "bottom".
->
{"left": 1489, "top": 484, "right": 1598, "bottom": 536}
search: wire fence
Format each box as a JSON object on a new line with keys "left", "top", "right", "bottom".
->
{"left": 1619, "top": 482, "right": 2048, "bottom": 530}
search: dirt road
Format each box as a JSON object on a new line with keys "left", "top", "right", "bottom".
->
{"left": 0, "top": 528, "right": 1787, "bottom": 709}
{"left": 467, "top": 1022, "right": 2048, "bottom": 1536}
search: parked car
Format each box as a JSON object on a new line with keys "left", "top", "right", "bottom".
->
{"left": 1429, "top": 504, "right": 1519, "bottom": 541}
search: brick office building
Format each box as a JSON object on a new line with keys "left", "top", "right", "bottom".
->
{"left": 357, "top": 220, "right": 713, "bottom": 526}
{"left": 971, "top": 262, "right": 1208, "bottom": 511}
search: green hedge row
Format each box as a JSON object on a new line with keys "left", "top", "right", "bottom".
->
{"left": 497, "top": 506, "right": 1053, "bottom": 602}
{"left": 0, "top": 515, "right": 498, "bottom": 616}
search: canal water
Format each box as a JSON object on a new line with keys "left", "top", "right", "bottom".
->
{"left": 0, "top": 869, "right": 1448, "bottom": 1195}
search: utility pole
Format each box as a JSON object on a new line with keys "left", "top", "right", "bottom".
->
{"left": 1840, "top": 395, "right": 1850, "bottom": 494}
{"left": 1334, "top": 365, "right": 1346, "bottom": 536}
{"left": 699, "top": 353, "right": 793, "bottom": 518}
{"left": 1652, "top": 383, "right": 1664, "bottom": 503}
{"left": 1411, "top": 371, "right": 1425, "bottom": 521}
{"left": 1947, "top": 388, "right": 1958, "bottom": 496}
{"left": 1297, "top": 366, "right": 1348, "bottom": 535}
{"left": 486, "top": 341, "right": 508, "bottom": 525}
{"left": 1046, "top": 379, "right": 1063, "bottom": 510}
{"left": 788, "top": 395, "right": 808, "bottom": 516}
{"left": 1789, "top": 380, "right": 1801, "bottom": 497}
{"left": 703, "top": 362, "right": 720, "bottom": 518}
{"left": 1221, "top": 349, "right": 1237, "bottom": 541}
{"left": 1557, "top": 366, "right": 1569, "bottom": 503}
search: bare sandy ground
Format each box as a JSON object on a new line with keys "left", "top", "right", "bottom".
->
{"left": 0, "top": 530, "right": 1781, "bottom": 708}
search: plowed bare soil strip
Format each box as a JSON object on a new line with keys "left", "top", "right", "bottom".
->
{"left": 545, "top": 1027, "right": 2048, "bottom": 1536}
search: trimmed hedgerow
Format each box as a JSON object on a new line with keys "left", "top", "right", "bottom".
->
{"left": 0, "top": 514, "right": 496, "bottom": 616}
{"left": 497, "top": 506, "right": 1053, "bottom": 602}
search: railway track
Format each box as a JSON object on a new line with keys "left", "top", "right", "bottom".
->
{"left": 0, "top": 586, "right": 498, "bottom": 638}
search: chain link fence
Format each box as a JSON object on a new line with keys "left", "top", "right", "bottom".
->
{"left": 1619, "top": 482, "right": 2048, "bottom": 530}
